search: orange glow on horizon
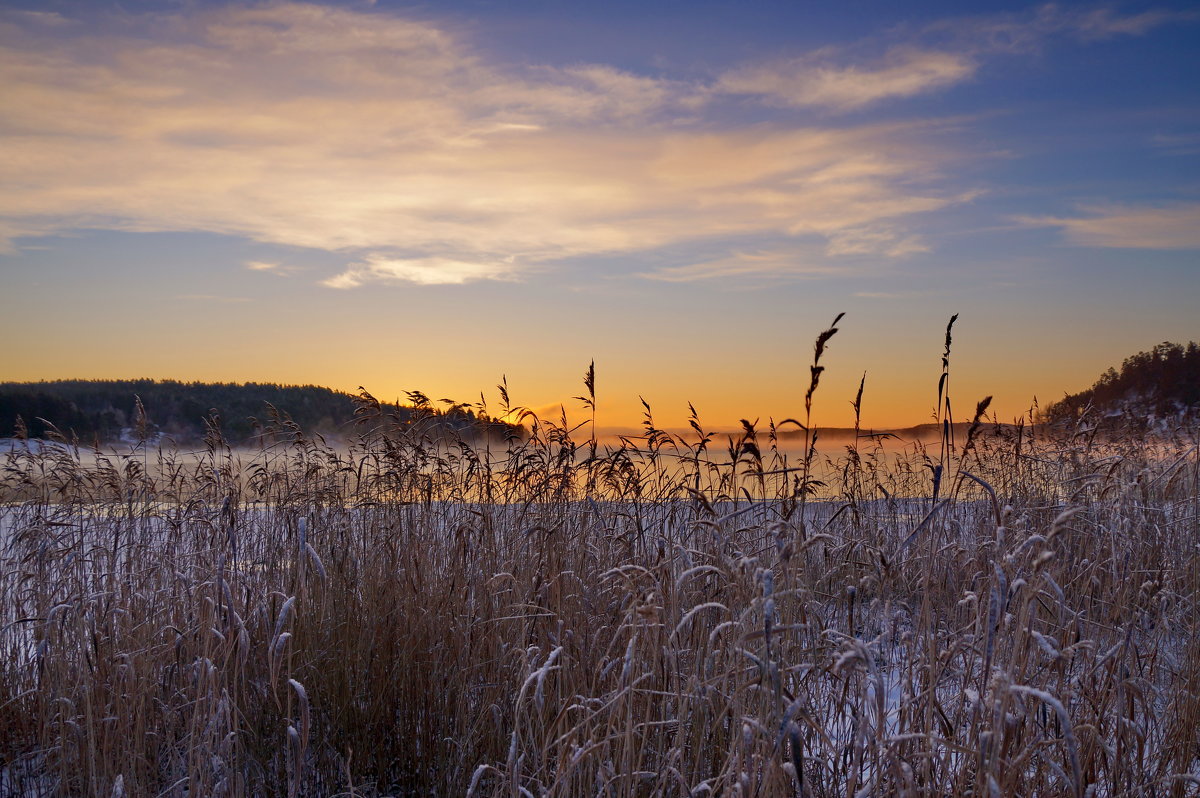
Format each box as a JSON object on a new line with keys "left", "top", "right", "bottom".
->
{"left": 2, "top": 3, "right": 1196, "bottom": 438}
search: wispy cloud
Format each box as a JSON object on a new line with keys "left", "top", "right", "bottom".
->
{"left": 1150, "top": 132, "right": 1200, "bottom": 157}
{"left": 922, "top": 4, "right": 1193, "bottom": 51}
{"left": 825, "top": 225, "right": 931, "bottom": 257}
{"left": 175, "top": 294, "right": 252, "bottom": 303}
{"left": 244, "top": 260, "right": 302, "bottom": 276}
{"left": 1021, "top": 204, "right": 1200, "bottom": 249}
{"left": 323, "top": 255, "right": 520, "bottom": 287}
{"left": 853, "top": 290, "right": 926, "bottom": 299}
{"left": 12, "top": 3, "right": 1179, "bottom": 284}
{"left": 641, "top": 219, "right": 942, "bottom": 282}
{"left": 3, "top": 10, "right": 74, "bottom": 28}
{"left": 643, "top": 249, "right": 851, "bottom": 282}
{"left": 1039, "top": 6, "right": 1194, "bottom": 41}
{"left": 0, "top": 2, "right": 976, "bottom": 286}
{"left": 716, "top": 4, "right": 1192, "bottom": 112}
{"left": 717, "top": 49, "right": 976, "bottom": 111}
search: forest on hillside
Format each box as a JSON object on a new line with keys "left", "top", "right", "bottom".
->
{"left": 1045, "top": 341, "right": 1200, "bottom": 423}
{"left": 6, "top": 341, "right": 1197, "bottom": 445}
{"left": 0, "top": 379, "right": 514, "bottom": 445}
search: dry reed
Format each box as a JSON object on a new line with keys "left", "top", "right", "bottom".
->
{"left": 1, "top": 325, "right": 1199, "bottom": 797}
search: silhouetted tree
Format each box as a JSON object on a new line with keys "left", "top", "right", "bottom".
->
{"left": 0, "top": 379, "right": 519, "bottom": 444}
{"left": 1045, "top": 341, "right": 1200, "bottom": 424}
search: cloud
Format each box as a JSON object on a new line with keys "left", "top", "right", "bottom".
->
{"left": 643, "top": 249, "right": 851, "bottom": 282}
{"left": 244, "top": 260, "right": 303, "bottom": 276}
{"left": 1053, "top": 7, "right": 1193, "bottom": 40}
{"left": 175, "top": 294, "right": 252, "bottom": 303}
{"left": 853, "top": 290, "right": 924, "bottom": 299}
{"left": 0, "top": 2, "right": 976, "bottom": 285}
{"left": 825, "top": 226, "right": 931, "bottom": 257}
{"left": 1021, "top": 204, "right": 1200, "bottom": 249}
{"left": 5, "top": 10, "right": 74, "bottom": 28}
{"left": 642, "top": 218, "right": 940, "bottom": 282}
{"left": 323, "top": 255, "right": 519, "bottom": 287}
{"left": 1150, "top": 133, "right": 1200, "bottom": 157}
{"left": 715, "top": 5, "right": 1193, "bottom": 112}
{"left": 923, "top": 4, "right": 1192, "bottom": 52}
{"left": 717, "top": 49, "right": 976, "bottom": 111}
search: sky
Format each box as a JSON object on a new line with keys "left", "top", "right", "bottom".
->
{"left": 1, "top": 0, "right": 1198, "bottom": 431}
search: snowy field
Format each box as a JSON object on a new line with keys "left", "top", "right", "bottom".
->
{"left": 2, "top": 425, "right": 1198, "bottom": 796}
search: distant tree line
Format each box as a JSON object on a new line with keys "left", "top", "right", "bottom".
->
{"left": 1044, "top": 341, "right": 1200, "bottom": 423}
{"left": 0, "top": 379, "right": 517, "bottom": 444}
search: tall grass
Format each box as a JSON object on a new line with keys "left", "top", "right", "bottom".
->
{"left": 2, "top": 328, "right": 1199, "bottom": 796}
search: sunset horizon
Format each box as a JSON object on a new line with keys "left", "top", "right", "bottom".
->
{"left": 2, "top": 0, "right": 1197, "bottom": 430}
{"left": 3, "top": 4, "right": 1200, "bottom": 792}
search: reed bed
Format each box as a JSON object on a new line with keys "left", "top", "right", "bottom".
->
{"left": 2, "top": 339, "right": 1199, "bottom": 796}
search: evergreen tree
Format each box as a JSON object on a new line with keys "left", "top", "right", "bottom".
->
{"left": 1045, "top": 341, "right": 1200, "bottom": 423}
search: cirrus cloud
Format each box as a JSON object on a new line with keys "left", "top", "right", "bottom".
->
{"left": 323, "top": 255, "right": 521, "bottom": 288}
{"left": 717, "top": 49, "right": 976, "bottom": 111}
{"left": 0, "top": 2, "right": 982, "bottom": 286}
{"left": 1021, "top": 204, "right": 1200, "bottom": 249}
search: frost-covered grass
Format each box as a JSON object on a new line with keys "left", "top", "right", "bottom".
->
{"left": 2, "top": 344, "right": 1199, "bottom": 796}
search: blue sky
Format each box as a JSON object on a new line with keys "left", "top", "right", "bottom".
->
{"left": 1, "top": 0, "right": 1197, "bottom": 428}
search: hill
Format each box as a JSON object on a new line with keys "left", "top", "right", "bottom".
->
{"left": 1045, "top": 341, "right": 1200, "bottom": 423}
{"left": 0, "top": 379, "right": 516, "bottom": 445}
